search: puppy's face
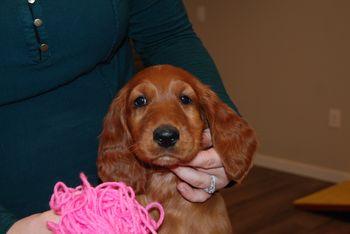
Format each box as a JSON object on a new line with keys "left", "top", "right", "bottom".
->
{"left": 98, "top": 65, "right": 257, "bottom": 187}
{"left": 124, "top": 69, "right": 205, "bottom": 167}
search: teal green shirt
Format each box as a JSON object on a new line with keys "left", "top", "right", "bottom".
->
{"left": 0, "top": 0, "right": 237, "bottom": 232}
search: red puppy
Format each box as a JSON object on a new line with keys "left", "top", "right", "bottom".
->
{"left": 97, "top": 65, "right": 257, "bottom": 233}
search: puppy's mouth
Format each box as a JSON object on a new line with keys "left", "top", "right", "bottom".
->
{"left": 151, "top": 155, "right": 181, "bottom": 167}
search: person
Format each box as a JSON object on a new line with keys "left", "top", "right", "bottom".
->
{"left": 0, "top": 0, "right": 239, "bottom": 233}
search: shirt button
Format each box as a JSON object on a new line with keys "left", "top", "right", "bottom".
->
{"left": 28, "top": 0, "right": 36, "bottom": 4}
{"left": 40, "top": 43, "right": 49, "bottom": 52}
{"left": 34, "top": 18, "right": 43, "bottom": 27}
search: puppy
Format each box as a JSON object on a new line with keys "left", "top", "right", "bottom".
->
{"left": 97, "top": 65, "right": 257, "bottom": 233}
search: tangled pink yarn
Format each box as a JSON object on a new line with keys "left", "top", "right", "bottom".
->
{"left": 47, "top": 173, "right": 164, "bottom": 234}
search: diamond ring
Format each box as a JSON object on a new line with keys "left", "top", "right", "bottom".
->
{"left": 203, "top": 175, "right": 217, "bottom": 194}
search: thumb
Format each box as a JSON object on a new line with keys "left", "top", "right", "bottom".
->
{"left": 201, "top": 128, "right": 212, "bottom": 149}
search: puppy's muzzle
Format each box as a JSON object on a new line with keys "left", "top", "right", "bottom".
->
{"left": 153, "top": 125, "right": 179, "bottom": 148}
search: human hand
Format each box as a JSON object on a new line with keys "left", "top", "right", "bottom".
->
{"left": 7, "top": 210, "right": 59, "bottom": 234}
{"left": 171, "top": 129, "right": 231, "bottom": 203}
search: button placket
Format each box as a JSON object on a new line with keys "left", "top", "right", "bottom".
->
{"left": 27, "top": 0, "right": 51, "bottom": 62}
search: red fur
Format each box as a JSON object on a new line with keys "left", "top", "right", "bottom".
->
{"left": 97, "top": 65, "right": 257, "bottom": 233}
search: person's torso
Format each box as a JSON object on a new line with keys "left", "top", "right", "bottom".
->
{"left": 0, "top": 0, "right": 135, "bottom": 218}
{"left": 0, "top": 0, "right": 130, "bottom": 105}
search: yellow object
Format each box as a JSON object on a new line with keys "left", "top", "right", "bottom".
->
{"left": 294, "top": 181, "right": 350, "bottom": 212}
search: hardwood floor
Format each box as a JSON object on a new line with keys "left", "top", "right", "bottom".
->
{"left": 221, "top": 166, "right": 350, "bottom": 234}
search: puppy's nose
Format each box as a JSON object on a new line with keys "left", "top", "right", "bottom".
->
{"left": 153, "top": 125, "right": 179, "bottom": 148}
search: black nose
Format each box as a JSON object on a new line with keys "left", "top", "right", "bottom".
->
{"left": 153, "top": 125, "right": 180, "bottom": 148}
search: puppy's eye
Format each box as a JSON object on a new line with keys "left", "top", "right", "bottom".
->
{"left": 179, "top": 95, "right": 192, "bottom": 105}
{"left": 134, "top": 96, "right": 148, "bottom": 107}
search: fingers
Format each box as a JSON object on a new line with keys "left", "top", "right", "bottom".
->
{"left": 171, "top": 166, "right": 213, "bottom": 189}
{"left": 171, "top": 166, "right": 212, "bottom": 202}
{"left": 7, "top": 210, "right": 59, "bottom": 234}
{"left": 172, "top": 166, "right": 229, "bottom": 191}
{"left": 171, "top": 129, "right": 231, "bottom": 203}
{"left": 171, "top": 166, "right": 230, "bottom": 203}
{"left": 185, "top": 148, "right": 222, "bottom": 169}
{"left": 201, "top": 128, "right": 212, "bottom": 149}
{"left": 42, "top": 210, "right": 60, "bottom": 223}
{"left": 176, "top": 182, "right": 211, "bottom": 203}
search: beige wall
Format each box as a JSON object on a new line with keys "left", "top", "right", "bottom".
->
{"left": 183, "top": 0, "right": 350, "bottom": 175}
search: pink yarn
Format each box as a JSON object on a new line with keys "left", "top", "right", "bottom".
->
{"left": 47, "top": 173, "right": 164, "bottom": 234}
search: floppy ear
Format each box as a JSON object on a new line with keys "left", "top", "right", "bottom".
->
{"left": 200, "top": 87, "right": 257, "bottom": 183}
{"left": 97, "top": 86, "right": 146, "bottom": 194}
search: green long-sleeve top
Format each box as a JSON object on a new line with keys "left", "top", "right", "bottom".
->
{"left": 0, "top": 0, "right": 237, "bottom": 232}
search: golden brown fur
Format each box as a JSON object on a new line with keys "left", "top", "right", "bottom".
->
{"left": 97, "top": 65, "right": 257, "bottom": 233}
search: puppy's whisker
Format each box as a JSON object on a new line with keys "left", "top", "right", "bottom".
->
{"left": 129, "top": 143, "right": 139, "bottom": 154}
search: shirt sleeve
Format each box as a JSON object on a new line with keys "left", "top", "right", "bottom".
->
{"left": 0, "top": 205, "right": 17, "bottom": 233}
{"left": 128, "top": 0, "right": 239, "bottom": 113}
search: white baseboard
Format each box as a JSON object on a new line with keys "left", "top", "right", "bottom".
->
{"left": 254, "top": 153, "right": 350, "bottom": 183}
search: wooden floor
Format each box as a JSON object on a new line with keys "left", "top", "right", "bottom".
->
{"left": 221, "top": 166, "right": 350, "bottom": 234}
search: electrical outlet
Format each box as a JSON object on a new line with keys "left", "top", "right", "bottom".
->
{"left": 329, "top": 108, "right": 341, "bottom": 128}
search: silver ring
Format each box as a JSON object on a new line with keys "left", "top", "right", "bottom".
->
{"left": 203, "top": 175, "right": 216, "bottom": 194}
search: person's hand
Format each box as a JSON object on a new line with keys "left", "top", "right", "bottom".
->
{"left": 171, "top": 129, "right": 231, "bottom": 202}
{"left": 7, "top": 210, "right": 59, "bottom": 234}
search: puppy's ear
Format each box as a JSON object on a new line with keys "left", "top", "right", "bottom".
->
{"left": 97, "top": 86, "right": 146, "bottom": 194}
{"left": 200, "top": 86, "right": 257, "bottom": 183}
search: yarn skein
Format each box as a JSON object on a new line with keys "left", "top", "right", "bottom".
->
{"left": 47, "top": 173, "right": 164, "bottom": 234}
